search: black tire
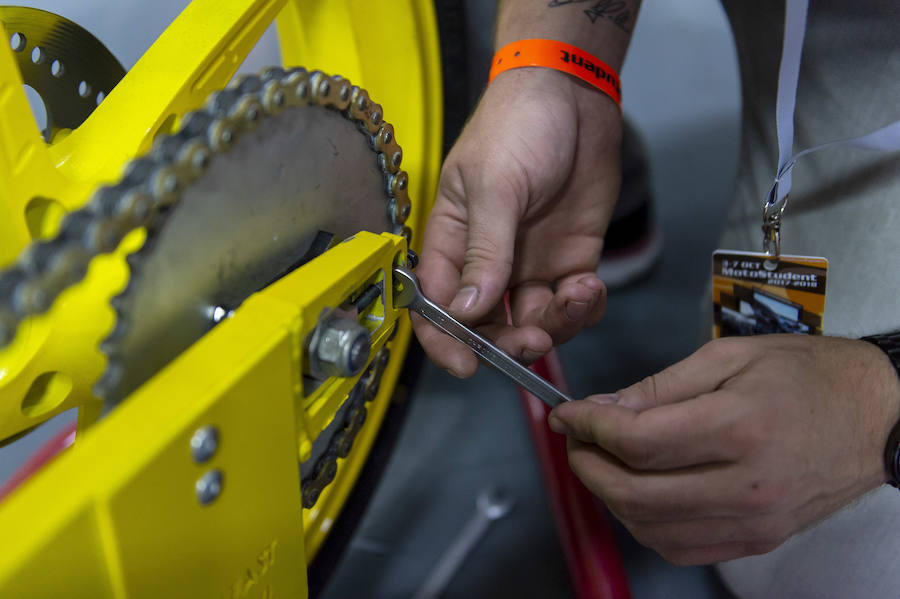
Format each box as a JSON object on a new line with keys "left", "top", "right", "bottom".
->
{"left": 434, "top": 0, "right": 470, "bottom": 156}
{"left": 306, "top": 339, "right": 426, "bottom": 598}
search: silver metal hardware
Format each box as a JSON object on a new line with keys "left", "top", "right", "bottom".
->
{"left": 392, "top": 266, "right": 574, "bottom": 407}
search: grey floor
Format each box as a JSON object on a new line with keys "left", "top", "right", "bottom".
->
{"left": 0, "top": 1, "right": 743, "bottom": 597}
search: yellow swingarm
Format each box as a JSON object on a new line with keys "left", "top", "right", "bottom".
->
{"left": 0, "top": 231, "right": 412, "bottom": 597}
{"left": 0, "top": 0, "right": 441, "bottom": 439}
{"left": 0, "top": 0, "right": 442, "bottom": 596}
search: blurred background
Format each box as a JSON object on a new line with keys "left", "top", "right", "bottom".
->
{"left": 0, "top": 1, "right": 741, "bottom": 596}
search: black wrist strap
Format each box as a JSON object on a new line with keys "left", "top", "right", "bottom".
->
{"left": 861, "top": 331, "right": 900, "bottom": 488}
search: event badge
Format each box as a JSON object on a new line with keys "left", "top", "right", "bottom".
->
{"left": 712, "top": 251, "right": 827, "bottom": 339}
{"left": 710, "top": 0, "right": 898, "bottom": 339}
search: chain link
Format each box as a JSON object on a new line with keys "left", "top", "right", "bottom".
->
{"left": 0, "top": 65, "right": 415, "bottom": 506}
{"left": 301, "top": 346, "right": 391, "bottom": 509}
{"left": 0, "top": 67, "right": 413, "bottom": 347}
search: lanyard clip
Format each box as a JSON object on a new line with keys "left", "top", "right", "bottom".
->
{"left": 762, "top": 182, "right": 787, "bottom": 267}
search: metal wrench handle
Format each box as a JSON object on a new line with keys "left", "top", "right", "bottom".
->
{"left": 393, "top": 266, "right": 574, "bottom": 407}
{"left": 412, "top": 486, "right": 514, "bottom": 599}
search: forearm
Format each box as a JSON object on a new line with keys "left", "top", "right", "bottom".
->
{"left": 496, "top": 0, "right": 642, "bottom": 70}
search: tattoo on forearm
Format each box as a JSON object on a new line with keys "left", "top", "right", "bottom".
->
{"left": 548, "top": 0, "right": 634, "bottom": 33}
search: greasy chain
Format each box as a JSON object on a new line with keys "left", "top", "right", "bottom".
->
{"left": 302, "top": 345, "right": 391, "bottom": 509}
{"left": 0, "top": 66, "right": 415, "bottom": 506}
{"left": 0, "top": 67, "right": 413, "bottom": 347}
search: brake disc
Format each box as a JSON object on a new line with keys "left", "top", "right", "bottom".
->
{"left": 0, "top": 5, "right": 125, "bottom": 140}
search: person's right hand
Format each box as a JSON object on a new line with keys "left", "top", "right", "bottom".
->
{"left": 416, "top": 68, "right": 623, "bottom": 377}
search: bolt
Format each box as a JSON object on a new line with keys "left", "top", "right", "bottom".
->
{"left": 313, "top": 317, "right": 371, "bottom": 378}
{"left": 190, "top": 425, "right": 219, "bottom": 463}
{"left": 196, "top": 469, "right": 223, "bottom": 505}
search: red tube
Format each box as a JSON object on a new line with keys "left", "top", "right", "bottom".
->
{"left": 520, "top": 352, "right": 632, "bottom": 599}
{"left": 0, "top": 421, "right": 76, "bottom": 503}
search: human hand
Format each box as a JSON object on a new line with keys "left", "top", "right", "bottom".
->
{"left": 416, "top": 68, "right": 621, "bottom": 377}
{"left": 548, "top": 334, "right": 900, "bottom": 565}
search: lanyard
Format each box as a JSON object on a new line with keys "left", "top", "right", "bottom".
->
{"left": 763, "top": 0, "right": 900, "bottom": 260}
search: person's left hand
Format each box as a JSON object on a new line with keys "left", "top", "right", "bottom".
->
{"left": 548, "top": 334, "right": 900, "bottom": 565}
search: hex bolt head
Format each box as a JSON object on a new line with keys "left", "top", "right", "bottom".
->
{"left": 196, "top": 469, "right": 223, "bottom": 505}
{"left": 190, "top": 426, "right": 219, "bottom": 463}
{"left": 313, "top": 318, "right": 371, "bottom": 378}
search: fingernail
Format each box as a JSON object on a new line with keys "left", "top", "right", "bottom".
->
{"left": 548, "top": 413, "right": 569, "bottom": 435}
{"left": 565, "top": 300, "right": 589, "bottom": 321}
{"left": 579, "top": 275, "right": 605, "bottom": 291}
{"left": 586, "top": 393, "right": 618, "bottom": 405}
{"left": 449, "top": 286, "right": 478, "bottom": 313}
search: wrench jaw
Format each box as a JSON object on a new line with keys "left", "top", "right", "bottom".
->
{"left": 391, "top": 266, "right": 420, "bottom": 310}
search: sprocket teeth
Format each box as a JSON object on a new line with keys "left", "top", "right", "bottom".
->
{"left": 0, "top": 66, "right": 411, "bottom": 412}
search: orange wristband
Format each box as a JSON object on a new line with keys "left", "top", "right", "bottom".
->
{"left": 489, "top": 39, "right": 622, "bottom": 107}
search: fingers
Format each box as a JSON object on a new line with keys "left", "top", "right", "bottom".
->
{"left": 510, "top": 272, "right": 607, "bottom": 345}
{"left": 564, "top": 439, "right": 753, "bottom": 521}
{"left": 411, "top": 311, "right": 553, "bottom": 378}
{"left": 411, "top": 313, "right": 479, "bottom": 378}
{"left": 614, "top": 338, "right": 750, "bottom": 411}
{"left": 549, "top": 392, "right": 744, "bottom": 469}
{"left": 418, "top": 197, "right": 470, "bottom": 308}
{"left": 438, "top": 161, "right": 521, "bottom": 322}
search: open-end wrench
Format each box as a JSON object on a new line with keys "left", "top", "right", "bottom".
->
{"left": 392, "top": 265, "right": 574, "bottom": 408}
{"left": 412, "top": 486, "right": 515, "bottom": 599}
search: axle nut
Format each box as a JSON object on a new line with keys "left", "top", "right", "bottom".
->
{"left": 312, "top": 318, "right": 371, "bottom": 378}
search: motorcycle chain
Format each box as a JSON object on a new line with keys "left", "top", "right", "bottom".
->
{"left": 0, "top": 65, "right": 415, "bottom": 507}
{"left": 0, "top": 67, "right": 413, "bottom": 349}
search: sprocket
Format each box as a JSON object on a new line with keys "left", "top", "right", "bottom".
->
{"left": 0, "top": 67, "right": 413, "bottom": 407}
